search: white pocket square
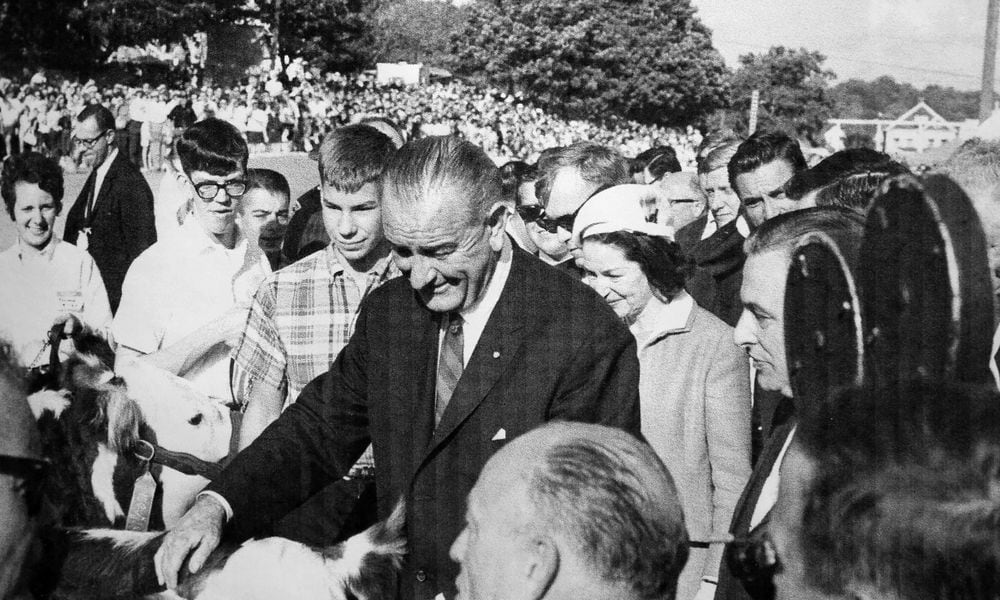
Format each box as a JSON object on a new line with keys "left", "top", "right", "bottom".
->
{"left": 491, "top": 428, "right": 507, "bottom": 441}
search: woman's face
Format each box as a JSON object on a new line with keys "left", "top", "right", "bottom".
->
{"left": 238, "top": 188, "right": 289, "bottom": 255}
{"left": 12, "top": 182, "right": 57, "bottom": 251}
{"left": 580, "top": 239, "right": 655, "bottom": 323}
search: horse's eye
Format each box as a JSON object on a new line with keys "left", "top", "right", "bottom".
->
{"left": 188, "top": 413, "right": 204, "bottom": 426}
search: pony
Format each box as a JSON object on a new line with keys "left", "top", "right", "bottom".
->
{"left": 33, "top": 501, "right": 407, "bottom": 600}
{"left": 28, "top": 328, "right": 232, "bottom": 530}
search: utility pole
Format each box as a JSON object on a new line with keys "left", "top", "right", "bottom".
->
{"left": 981, "top": 0, "right": 999, "bottom": 122}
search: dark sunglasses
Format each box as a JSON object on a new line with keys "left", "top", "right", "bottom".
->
{"left": 0, "top": 454, "right": 48, "bottom": 517}
{"left": 725, "top": 528, "right": 782, "bottom": 587}
{"left": 515, "top": 204, "right": 545, "bottom": 222}
{"left": 191, "top": 179, "right": 248, "bottom": 200}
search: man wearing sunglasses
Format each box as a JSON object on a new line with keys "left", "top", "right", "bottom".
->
{"left": 0, "top": 342, "right": 46, "bottom": 600}
{"left": 534, "top": 143, "right": 631, "bottom": 275}
{"left": 113, "top": 118, "right": 271, "bottom": 403}
{"left": 63, "top": 103, "right": 156, "bottom": 313}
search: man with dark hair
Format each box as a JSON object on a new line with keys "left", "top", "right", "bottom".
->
{"left": 63, "top": 103, "right": 156, "bottom": 312}
{"left": 233, "top": 123, "right": 399, "bottom": 447}
{"left": 783, "top": 148, "right": 909, "bottom": 213}
{"left": 717, "top": 207, "right": 865, "bottom": 600}
{"left": 113, "top": 118, "right": 270, "bottom": 403}
{"left": 451, "top": 422, "right": 689, "bottom": 600}
{"left": 535, "top": 142, "right": 630, "bottom": 271}
{"left": 728, "top": 131, "right": 808, "bottom": 230}
{"left": 770, "top": 381, "right": 1000, "bottom": 600}
{"left": 156, "top": 136, "right": 641, "bottom": 600}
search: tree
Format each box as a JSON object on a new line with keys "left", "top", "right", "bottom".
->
{"left": 372, "top": 0, "right": 463, "bottom": 66}
{"left": 830, "top": 76, "right": 982, "bottom": 121}
{"left": 451, "top": 0, "right": 729, "bottom": 126}
{"left": 729, "top": 46, "right": 836, "bottom": 136}
{"left": 258, "top": 0, "right": 381, "bottom": 73}
{"left": 0, "top": 0, "right": 243, "bottom": 71}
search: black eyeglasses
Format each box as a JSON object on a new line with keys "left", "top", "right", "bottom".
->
{"left": 725, "top": 529, "right": 782, "bottom": 586}
{"left": 0, "top": 454, "right": 48, "bottom": 517}
{"left": 72, "top": 130, "right": 111, "bottom": 148}
{"left": 538, "top": 213, "right": 576, "bottom": 234}
{"left": 515, "top": 204, "right": 545, "bottom": 223}
{"left": 191, "top": 179, "right": 248, "bottom": 200}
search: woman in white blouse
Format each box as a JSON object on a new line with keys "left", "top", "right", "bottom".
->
{"left": 0, "top": 152, "right": 112, "bottom": 369}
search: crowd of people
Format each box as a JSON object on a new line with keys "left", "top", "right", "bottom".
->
{"left": 2, "top": 65, "right": 1000, "bottom": 600}
{"left": 0, "top": 68, "right": 701, "bottom": 171}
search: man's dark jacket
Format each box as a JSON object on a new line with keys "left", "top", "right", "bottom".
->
{"left": 676, "top": 216, "right": 745, "bottom": 328}
{"left": 207, "top": 246, "right": 642, "bottom": 600}
{"left": 63, "top": 151, "right": 156, "bottom": 312}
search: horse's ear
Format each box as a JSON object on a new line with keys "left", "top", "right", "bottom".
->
{"left": 103, "top": 381, "right": 143, "bottom": 454}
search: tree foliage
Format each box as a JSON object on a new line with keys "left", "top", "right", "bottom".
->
{"left": 451, "top": 0, "right": 729, "bottom": 126}
{"left": 0, "top": 0, "right": 242, "bottom": 71}
{"left": 371, "top": 0, "right": 463, "bottom": 66}
{"left": 830, "top": 75, "right": 981, "bottom": 121}
{"left": 729, "top": 46, "right": 836, "bottom": 136}
{"left": 258, "top": 0, "right": 381, "bottom": 73}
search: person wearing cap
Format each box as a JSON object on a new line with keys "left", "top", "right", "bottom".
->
{"left": 574, "top": 184, "right": 752, "bottom": 600}
{"left": 0, "top": 340, "right": 46, "bottom": 600}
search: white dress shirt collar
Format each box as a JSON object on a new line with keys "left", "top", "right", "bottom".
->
{"left": 450, "top": 238, "right": 513, "bottom": 366}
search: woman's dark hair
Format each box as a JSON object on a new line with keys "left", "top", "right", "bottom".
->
{"left": 1, "top": 152, "right": 64, "bottom": 219}
{"left": 587, "top": 231, "right": 694, "bottom": 301}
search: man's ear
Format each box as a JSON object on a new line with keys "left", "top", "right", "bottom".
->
{"left": 522, "top": 535, "right": 558, "bottom": 600}
{"left": 487, "top": 202, "right": 509, "bottom": 252}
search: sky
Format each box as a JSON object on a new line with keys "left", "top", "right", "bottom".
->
{"left": 692, "top": 0, "right": 986, "bottom": 90}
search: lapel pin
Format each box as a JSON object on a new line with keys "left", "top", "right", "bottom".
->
{"left": 492, "top": 350, "right": 500, "bottom": 359}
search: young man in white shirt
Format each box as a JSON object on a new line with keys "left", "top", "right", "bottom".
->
{"left": 113, "top": 118, "right": 270, "bottom": 403}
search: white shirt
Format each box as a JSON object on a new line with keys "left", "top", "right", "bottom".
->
{"left": 113, "top": 218, "right": 271, "bottom": 401}
{"left": 0, "top": 238, "right": 112, "bottom": 367}
{"left": 442, "top": 239, "right": 513, "bottom": 366}
{"left": 990, "top": 324, "right": 1000, "bottom": 391}
{"left": 750, "top": 426, "right": 796, "bottom": 529}
{"left": 701, "top": 213, "right": 751, "bottom": 241}
{"left": 92, "top": 148, "right": 119, "bottom": 212}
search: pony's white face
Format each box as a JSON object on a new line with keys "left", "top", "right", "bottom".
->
{"left": 114, "top": 358, "right": 231, "bottom": 464}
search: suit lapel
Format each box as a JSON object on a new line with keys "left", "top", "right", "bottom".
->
{"left": 421, "top": 249, "right": 532, "bottom": 458}
{"left": 405, "top": 298, "right": 440, "bottom": 457}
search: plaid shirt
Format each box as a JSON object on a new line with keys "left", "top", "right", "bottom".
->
{"left": 232, "top": 244, "right": 400, "bottom": 408}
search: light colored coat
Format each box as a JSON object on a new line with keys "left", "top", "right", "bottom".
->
{"left": 632, "top": 292, "right": 752, "bottom": 600}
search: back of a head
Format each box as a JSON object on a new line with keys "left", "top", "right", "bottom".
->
{"left": 524, "top": 422, "right": 689, "bottom": 600}
{"left": 381, "top": 135, "right": 501, "bottom": 226}
{"left": 176, "top": 118, "right": 249, "bottom": 177}
{"left": 728, "top": 130, "right": 807, "bottom": 189}
{"left": 785, "top": 148, "right": 909, "bottom": 201}
{"left": 794, "top": 381, "right": 1000, "bottom": 600}
{"left": 535, "top": 142, "right": 630, "bottom": 206}
{"left": 499, "top": 160, "right": 537, "bottom": 206}
{"left": 319, "top": 124, "right": 397, "bottom": 194}
{"left": 644, "top": 151, "right": 682, "bottom": 182}
{"left": 744, "top": 206, "right": 865, "bottom": 260}
{"left": 359, "top": 116, "right": 406, "bottom": 149}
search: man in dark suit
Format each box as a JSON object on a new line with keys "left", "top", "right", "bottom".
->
{"left": 63, "top": 104, "right": 155, "bottom": 313}
{"left": 155, "top": 136, "right": 641, "bottom": 600}
{"left": 717, "top": 208, "right": 864, "bottom": 600}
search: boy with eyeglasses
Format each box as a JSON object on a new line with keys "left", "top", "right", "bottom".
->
{"left": 113, "top": 118, "right": 271, "bottom": 404}
{"left": 63, "top": 103, "right": 156, "bottom": 313}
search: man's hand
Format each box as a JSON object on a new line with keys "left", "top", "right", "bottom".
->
{"left": 154, "top": 495, "right": 226, "bottom": 590}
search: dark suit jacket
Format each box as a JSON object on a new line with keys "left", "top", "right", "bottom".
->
{"left": 716, "top": 397, "right": 796, "bottom": 600}
{"left": 208, "top": 246, "right": 641, "bottom": 600}
{"left": 678, "top": 218, "right": 745, "bottom": 328}
{"left": 63, "top": 151, "right": 156, "bottom": 312}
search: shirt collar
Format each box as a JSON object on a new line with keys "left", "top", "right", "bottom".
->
{"left": 458, "top": 237, "right": 512, "bottom": 331}
{"left": 631, "top": 290, "right": 695, "bottom": 348}
{"left": 324, "top": 244, "right": 400, "bottom": 281}
{"left": 180, "top": 216, "right": 249, "bottom": 256}
{"left": 16, "top": 235, "right": 60, "bottom": 262}
{"left": 95, "top": 147, "right": 118, "bottom": 181}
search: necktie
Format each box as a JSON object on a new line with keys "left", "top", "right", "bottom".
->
{"left": 435, "top": 313, "right": 464, "bottom": 426}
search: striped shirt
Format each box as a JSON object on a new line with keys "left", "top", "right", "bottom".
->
{"left": 231, "top": 244, "right": 400, "bottom": 408}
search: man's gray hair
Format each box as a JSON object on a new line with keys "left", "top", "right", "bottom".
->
{"left": 380, "top": 135, "right": 501, "bottom": 225}
{"left": 526, "top": 423, "right": 688, "bottom": 600}
{"left": 534, "top": 142, "right": 630, "bottom": 206}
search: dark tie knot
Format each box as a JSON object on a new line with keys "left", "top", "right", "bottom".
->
{"left": 448, "top": 313, "right": 463, "bottom": 335}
